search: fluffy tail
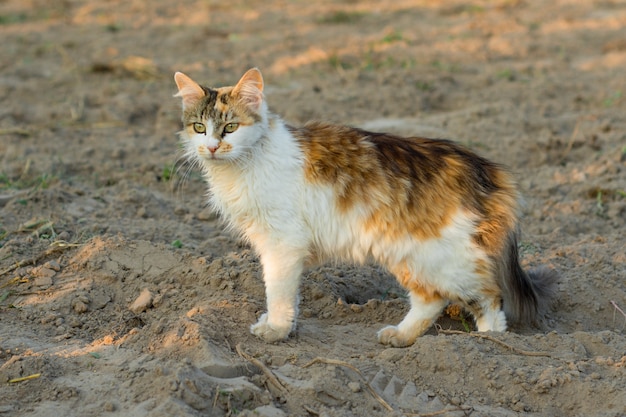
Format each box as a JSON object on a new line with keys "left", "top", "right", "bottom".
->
{"left": 499, "top": 232, "right": 559, "bottom": 324}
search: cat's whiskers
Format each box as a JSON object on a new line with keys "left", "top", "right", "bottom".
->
{"left": 171, "top": 138, "right": 208, "bottom": 203}
{"left": 172, "top": 158, "right": 195, "bottom": 200}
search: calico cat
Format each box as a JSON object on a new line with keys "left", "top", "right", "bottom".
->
{"left": 174, "top": 68, "right": 557, "bottom": 347}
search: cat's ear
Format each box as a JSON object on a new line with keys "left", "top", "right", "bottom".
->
{"left": 232, "top": 68, "right": 264, "bottom": 112}
{"left": 174, "top": 72, "right": 205, "bottom": 109}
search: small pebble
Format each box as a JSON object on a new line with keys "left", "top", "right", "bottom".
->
{"left": 136, "top": 207, "right": 147, "bottom": 218}
{"left": 35, "top": 268, "right": 56, "bottom": 279}
{"left": 152, "top": 293, "right": 164, "bottom": 307}
{"left": 41, "top": 314, "right": 58, "bottom": 324}
{"left": 169, "top": 380, "right": 179, "bottom": 391}
{"left": 73, "top": 300, "right": 88, "bottom": 313}
{"left": 197, "top": 208, "right": 218, "bottom": 221}
{"left": 348, "top": 381, "right": 361, "bottom": 393}
{"left": 350, "top": 304, "right": 363, "bottom": 313}
{"left": 68, "top": 316, "right": 82, "bottom": 328}
{"left": 129, "top": 288, "right": 153, "bottom": 314}
{"left": 44, "top": 260, "right": 61, "bottom": 272}
{"left": 102, "top": 401, "right": 116, "bottom": 412}
{"left": 34, "top": 275, "right": 53, "bottom": 288}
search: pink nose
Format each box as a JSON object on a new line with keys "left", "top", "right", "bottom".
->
{"left": 207, "top": 144, "right": 219, "bottom": 153}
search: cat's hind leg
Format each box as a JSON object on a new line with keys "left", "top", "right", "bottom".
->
{"left": 457, "top": 258, "right": 508, "bottom": 332}
{"left": 464, "top": 295, "right": 507, "bottom": 332}
{"left": 377, "top": 285, "right": 447, "bottom": 347}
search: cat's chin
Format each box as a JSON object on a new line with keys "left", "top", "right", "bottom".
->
{"left": 199, "top": 154, "right": 239, "bottom": 165}
{"left": 196, "top": 152, "right": 230, "bottom": 162}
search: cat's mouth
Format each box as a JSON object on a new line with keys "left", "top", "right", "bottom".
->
{"left": 198, "top": 142, "right": 235, "bottom": 162}
{"left": 198, "top": 146, "right": 223, "bottom": 161}
{"left": 202, "top": 153, "right": 223, "bottom": 161}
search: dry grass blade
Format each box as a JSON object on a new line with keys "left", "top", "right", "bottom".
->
{"left": 610, "top": 300, "right": 626, "bottom": 329}
{"left": 212, "top": 384, "right": 221, "bottom": 409}
{"left": 0, "top": 127, "right": 30, "bottom": 136}
{"left": 0, "top": 276, "right": 27, "bottom": 289}
{"left": 1, "top": 259, "right": 32, "bottom": 280}
{"left": 49, "top": 240, "right": 82, "bottom": 249}
{"left": 0, "top": 190, "right": 30, "bottom": 208}
{"left": 403, "top": 408, "right": 466, "bottom": 417}
{"left": 9, "top": 373, "right": 41, "bottom": 383}
{"left": 0, "top": 240, "right": 79, "bottom": 279}
{"left": 302, "top": 404, "right": 319, "bottom": 416}
{"left": 19, "top": 218, "right": 50, "bottom": 231}
{"left": 16, "top": 218, "right": 57, "bottom": 239}
{"left": 235, "top": 343, "right": 288, "bottom": 394}
{"left": 303, "top": 357, "right": 394, "bottom": 412}
{"left": 436, "top": 326, "right": 552, "bottom": 357}
{"left": 0, "top": 290, "right": 12, "bottom": 303}
{"left": 560, "top": 115, "right": 597, "bottom": 163}
{"left": 610, "top": 300, "right": 626, "bottom": 319}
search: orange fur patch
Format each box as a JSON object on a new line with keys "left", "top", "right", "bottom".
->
{"left": 391, "top": 265, "right": 442, "bottom": 303}
{"left": 292, "top": 122, "right": 519, "bottom": 245}
{"left": 218, "top": 141, "right": 233, "bottom": 153}
{"left": 473, "top": 169, "right": 519, "bottom": 256}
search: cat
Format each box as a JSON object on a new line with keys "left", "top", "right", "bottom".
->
{"left": 174, "top": 68, "right": 557, "bottom": 347}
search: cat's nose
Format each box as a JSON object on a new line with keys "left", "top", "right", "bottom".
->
{"left": 207, "top": 144, "right": 219, "bottom": 153}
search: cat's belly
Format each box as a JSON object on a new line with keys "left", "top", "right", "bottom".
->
{"left": 314, "top": 208, "right": 489, "bottom": 297}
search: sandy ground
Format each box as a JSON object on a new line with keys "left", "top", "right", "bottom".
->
{"left": 1, "top": 1, "right": 626, "bottom": 416}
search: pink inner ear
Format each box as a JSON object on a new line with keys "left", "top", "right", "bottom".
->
{"left": 174, "top": 72, "right": 205, "bottom": 108}
{"left": 233, "top": 68, "right": 264, "bottom": 112}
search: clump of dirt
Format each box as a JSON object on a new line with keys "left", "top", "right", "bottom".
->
{"left": 1, "top": 1, "right": 625, "bottom": 416}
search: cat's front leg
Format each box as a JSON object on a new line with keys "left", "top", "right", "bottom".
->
{"left": 251, "top": 247, "right": 304, "bottom": 343}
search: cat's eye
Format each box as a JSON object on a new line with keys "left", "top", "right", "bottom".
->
{"left": 223, "top": 123, "right": 239, "bottom": 134}
{"left": 193, "top": 123, "right": 206, "bottom": 134}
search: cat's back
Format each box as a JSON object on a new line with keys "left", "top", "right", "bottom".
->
{"left": 290, "top": 121, "right": 519, "bottom": 244}
{"left": 290, "top": 121, "right": 515, "bottom": 199}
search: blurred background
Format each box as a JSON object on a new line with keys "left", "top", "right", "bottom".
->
{"left": 1, "top": 1, "right": 625, "bottom": 416}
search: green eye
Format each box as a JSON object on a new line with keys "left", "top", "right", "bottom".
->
{"left": 193, "top": 123, "right": 206, "bottom": 134}
{"left": 223, "top": 123, "right": 239, "bottom": 134}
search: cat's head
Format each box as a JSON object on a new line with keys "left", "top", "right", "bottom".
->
{"left": 174, "top": 68, "right": 267, "bottom": 164}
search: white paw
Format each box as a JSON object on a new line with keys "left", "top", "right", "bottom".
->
{"left": 250, "top": 313, "right": 292, "bottom": 343}
{"left": 475, "top": 309, "right": 507, "bottom": 333}
{"left": 377, "top": 325, "right": 415, "bottom": 348}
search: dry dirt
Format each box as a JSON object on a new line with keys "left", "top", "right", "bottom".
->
{"left": 1, "top": 1, "right": 626, "bottom": 416}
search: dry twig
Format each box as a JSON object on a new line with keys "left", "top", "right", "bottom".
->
{"left": 436, "top": 326, "right": 552, "bottom": 357}
{"left": 303, "top": 357, "right": 394, "bottom": 412}
{"left": 403, "top": 408, "right": 466, "bottom": 417}
{"left": 235, "top": 343, "right": 288, "bottom": 395}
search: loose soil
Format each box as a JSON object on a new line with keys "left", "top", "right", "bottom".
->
{"left": 1, "top": 1, "right": 625, "bottom": 416}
